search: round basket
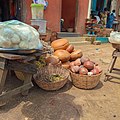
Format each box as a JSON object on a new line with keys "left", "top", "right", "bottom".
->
{"left": 70, "top": 72, "right": 102, "bottom": 90}
{"left": 33, "top": 65, "right": 69, "bottom": 91}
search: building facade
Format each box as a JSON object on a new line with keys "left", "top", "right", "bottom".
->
{"left": 1, "top": 0, "right": 118, "bottom": 34}
{"left": 25, "top": 0, "right": 89, "bottom": 35}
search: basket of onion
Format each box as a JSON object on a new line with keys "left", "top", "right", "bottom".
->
{"left": 70, "top": 57, "right": 102, "bottom": 89}
{"left": 33, "top": 65, "right": 69, "bottom": 91}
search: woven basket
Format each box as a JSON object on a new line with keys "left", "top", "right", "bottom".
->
{"left": 70, "top": 72, "right": 102, "bottom": 89}
{"left": 34, "top": 65, "right": 69, "bottom": 91}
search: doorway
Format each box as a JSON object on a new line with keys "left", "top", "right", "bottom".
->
{"left": 96, "top": 0, "right": 105, "bottom": 11}
{"left": 61, "top": 0, "right": 77, "bottom": 32}
{"left": 91, "top": 0, "right": 106, "bottom": 15}
{"left": 107, "top": 0, "right": 112, "bottom": 11}
{"left": 0, "top": 0, "right": 22, "bottom": 22}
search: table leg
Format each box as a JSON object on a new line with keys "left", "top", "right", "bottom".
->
{"left": 104, "top": 56, "right": 117, "bottom": 82}
{"left": 22, "top": 73, "right": 33, "bottom": 96}
{"left": 108, "top": 57, "right": 117, "bottom": 73}
{"left": 0, "top": 69, "right": 8, "bottom": 94}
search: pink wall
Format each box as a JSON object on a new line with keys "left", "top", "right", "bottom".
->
{"left": 76, "top": 0, "right": 89, "bottom": 34}
{"left": 24, "top": 0, "right": 32, "bottom": 24}
{"left": 62, "top": 0, "right": 76, "bottom": 30}
{"left": 25, "top": 0, "right": 61, "bottom": 32}
{"left": 44, "top": 0, "right": 61, "bottom": 32}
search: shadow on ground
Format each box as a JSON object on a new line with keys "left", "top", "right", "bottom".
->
{"left": 0, "top": 71, "right": 105, "bottom": 120}
{"left": 21, "top": 93, "right": 83, "bottom": 120}
{"left": 0, "top": 75, "right": 83, "bottom": 120}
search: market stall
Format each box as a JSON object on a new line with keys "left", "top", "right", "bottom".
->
{"left": 0, "top": 20, "right": 103, "bottom": 106}
{"left": 105, "top": 32, "right": 120, "bottom": 81}
{"left": 0, "top": 20, "right": 46, "bottom": 106}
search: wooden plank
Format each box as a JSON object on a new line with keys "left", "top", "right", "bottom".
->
{"left": 113, "top": 68, "right": 120, "bottom": 71}
{"left": 105, "top": 73, "right": 120, "bottom": 79}
{"left": 6, "top": 60, "right": 37, "bottom": 74}
{"left": 0, "top": 53, "right": 26, "bottom": 60}
{"left": 22, "top": 74, "right": 33, "bottom": 96}
{"left": 107, "top": 57, "right": 117, "bottom": 73}
{"left": 0, "top": 69, "right": 8, "bottom": 94}
{"left": 0, "top": 58, "right": 6, "bottom": 69}
{"left": 0, "top": 82, "right": 33, "bottom": 101}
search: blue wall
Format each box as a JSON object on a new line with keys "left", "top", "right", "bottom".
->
{"left": 91, "top": 0, "right": 97, "bottom": 11}
{"left": 91, "top": 0, "right": 106, "bottom": 12}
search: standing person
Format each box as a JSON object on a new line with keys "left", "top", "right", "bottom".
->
{"left": 106, "top": 10, "right": 116, "bottom": 28}
{"left": 100, "top": 8, "right": 108, "bottom": 27}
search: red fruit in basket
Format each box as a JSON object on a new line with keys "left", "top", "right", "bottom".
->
{"left": 79, "top": 67, "right": 88, "bottom": 75}
{"left": 91, "top": 68, "right": 100, "bottom": 75}
{"left": 74, "top": 58, "right": 81, "bottom": 66}
{"left": 70, "top": 61, "right": 75, "bottom": 67}
{"left": 94, "top": 65, "right": 102, "bottom": 73}
{"left": 71, "top": 66, "right": 80, "bottom": 73}
{"left": 83, "top": 61, "right": 94, "bottom": 70}
{"left": 80, "top": 57, "right": 90, "bottom": 64}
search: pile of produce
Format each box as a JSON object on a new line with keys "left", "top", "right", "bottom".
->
{"left": 48, "top": 74, "right": 64, "bottom": 82}
{"left": 45, "top": 38, "right": 83, "bottom": 68}
{"left": 46, "top": 38, "right": 102, "bottom": 76}
{"left": 70, "top": 57, "right": 102, "bottom": 75}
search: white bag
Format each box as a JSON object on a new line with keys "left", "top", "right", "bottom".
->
{"left": 109, "top": 32, "right": 120, "bottom": 44}
{"left": 0, "top": 20, "right": 43, "bottom": 50}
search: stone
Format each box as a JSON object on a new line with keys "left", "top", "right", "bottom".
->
{"left": 93, "top": 41, "right": 101, "bottom": 45}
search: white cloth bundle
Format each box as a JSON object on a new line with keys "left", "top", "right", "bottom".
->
{"left": 109, "top": 32, "right": 120, "bottom": 44}
{"left": 0, "top": 20, "right": 43, "bottom": 50}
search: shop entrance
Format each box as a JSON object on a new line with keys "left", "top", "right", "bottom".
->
{"left": 61, "top": 0, "right": 77, "bottom": 32}
{"left": 0, "top": 0, "right": 22, "bottom": 22}
{"left": 91, "top": 0, "right": 106, "bottom": 15}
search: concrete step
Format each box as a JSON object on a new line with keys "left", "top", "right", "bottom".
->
{"left": 69, "top": 41, "right": 91, "bottom": 46}
{"left": 61, "top": 37, "right": 91, "bottom": 42}
{"left": 57, "top": 32, "right": 80, "bottom": 38}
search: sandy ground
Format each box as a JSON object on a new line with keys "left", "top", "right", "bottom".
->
{"left": 0, "top": 43, "right": 120, "bottom": 120}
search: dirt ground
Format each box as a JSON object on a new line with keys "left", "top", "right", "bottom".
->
{"left": 0, "top": 43, "right": 120, "bottom": 120}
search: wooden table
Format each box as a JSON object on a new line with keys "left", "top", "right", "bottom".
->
{"left": 105, "top": 49, "right": 120, "bottom": 81}
{"left": 0, "top": 52, "right": 38, "bottom": 106}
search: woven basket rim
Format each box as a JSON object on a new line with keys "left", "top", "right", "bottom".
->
{"left": 70, "top": 71, "right": 102, "bottom": 77}
{"left": 34, "top": 75, "right": 69, "bottom": 84}
{"left": 34, "top": 65, "right": 70, "bottom": 83}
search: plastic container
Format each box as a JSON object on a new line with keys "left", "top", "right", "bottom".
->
{"left": 31, "top": 19, "right": 47, "bottom": 33}
{"left": 31, "top": 4, "right": 44, "bottom": 19}
{"left": 96, "top": 37, "right": 109, "bottom": 43}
